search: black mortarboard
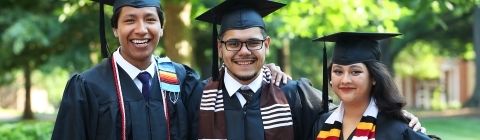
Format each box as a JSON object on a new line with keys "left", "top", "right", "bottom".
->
{"left": 313, "top": 32, "right": 402, "bottom": 65}
{"left": 312, "top": 32, "right": 402, "bottom": 113}
{"left": 91, "top": 0, "right": 162, "bottom": 58}
{"left": 195, "top": 0, "right": 286, "bottom": 81}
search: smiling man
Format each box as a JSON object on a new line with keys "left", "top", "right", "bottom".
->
{"left": 187, "top": 1, "right": 427, "bottom": 140}
{"left": 187, "top": 0, "right": 328, "bottom": 140}
{"left": 51, "top": 0, "right": 200, "bottom": 139}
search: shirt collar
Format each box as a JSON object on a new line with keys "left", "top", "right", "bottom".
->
{"left": 113, "top": 48, "right": 156, "bottom": 80}
{"left": 223, "top": 67, "right": 263, "bottom": 97}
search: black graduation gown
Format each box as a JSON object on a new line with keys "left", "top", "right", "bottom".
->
{"left": 52, "top": 57, "right": 200, "bottom": 140}
{"left": 187, "top": 78, "right": 324, "bottom": 140}
{"left": 309, "top": 111, "right": 431, "bottom": 140}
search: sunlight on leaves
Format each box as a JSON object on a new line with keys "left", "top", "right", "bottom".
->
{"left": 462, "top": 43, "right": 475, "bottom": 60}
{"left": 394, "top": 41, "right": 441, "bottom": 80}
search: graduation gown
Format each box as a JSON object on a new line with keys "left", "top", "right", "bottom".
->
{"left": 52, "top": 57, "right": 200, "bottom": 140}
{"left": 310, "top": 111, "right": 431, "bottom": 140}
{"left": 187, "top": 78, "right": 324, "bottom": 140}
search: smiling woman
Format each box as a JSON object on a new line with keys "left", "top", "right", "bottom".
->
{"left": 310, "top": 32, "right": 432, "bottom": 140}
{"left": 330, "top": 63, "right": 373, "bottom": 104}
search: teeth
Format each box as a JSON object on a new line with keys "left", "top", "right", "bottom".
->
{"left": 237, "top": 61, "right": 252, "bottom": 65}
{"left": 132, "top": 39, "right": 148, "bottom": 44}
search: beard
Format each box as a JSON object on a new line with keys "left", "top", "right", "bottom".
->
{"left": 230, "top": 70, "right": 259, "bottom": 82}
{"left": 226, "top": 55, "right": 262, "bottom": 82}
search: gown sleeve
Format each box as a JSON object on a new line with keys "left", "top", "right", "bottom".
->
{"left": 309, "top": 111, "right": 333, "bottom": 140}
{"left": 185, "top": 79, "right": 207, "bottom": 140}
{"left": 169, "top": 63, "right": 201, "bottom": 140}
{"left": 401, "top": 127, "right": 432, "bottom": 140}
{"left": 177, "top": 63, "right": 201, "bottom": 101}
{"left": 170, "top": 63, "right": 201, "bottom": 140}
{"left": 293, "top": 78, "right": 339, "bottom": 140}
{"left": 51, "top": 74, "right": 99, "bottom": 140}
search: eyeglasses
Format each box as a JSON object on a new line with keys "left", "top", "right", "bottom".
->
{"left": 220, "top": 39, "right": 266, "bottom": 51}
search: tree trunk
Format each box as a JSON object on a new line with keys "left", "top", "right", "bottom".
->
{"left": 464, "top": 5, "right": 480, "bottom": 107}
{"left": 22, "top": 61, "right": 34, "bottom": 120}
{"left": 163, "top": 1, "right": 194, "bottom": 66}
{"left": 276, "top": 37, "right": 291, "bottom": 75}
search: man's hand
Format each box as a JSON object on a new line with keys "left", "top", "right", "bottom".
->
{"left": 402, "top": 110, "right": 427, "bottom": 134}
{"left": 265, "top": 63, "right": 292, "bottom": 86}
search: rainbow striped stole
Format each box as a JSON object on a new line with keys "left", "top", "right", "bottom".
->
{"left": 155, "top": 56, "right": 180, "bottom": 92}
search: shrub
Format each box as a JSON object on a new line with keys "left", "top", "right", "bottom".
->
{"left": 0, "top": 121, "right": 54, "bottom": 140}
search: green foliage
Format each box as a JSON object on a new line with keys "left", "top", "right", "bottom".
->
{"left": 430, "top": 88, "right": 448, "bottom": 110}
{"left": 0, "top": 7, "right": 64, "bottom": 72}
{"left": 0, "top": 121, "right": 54, "bottom": 140}
{"left": 448, "top": 100, "right": 462, "bottom": 109}
{"left": 462, "top": 43, "right": 476, "bottom": 60}
{"left": 261, "top": 0, "right": 414, "bottom": 87}
{"left": 394, "top": 41, "right": 441, "bottom": 79}
{"left": 267, "top": 0, "right": 408, "bottom": 40}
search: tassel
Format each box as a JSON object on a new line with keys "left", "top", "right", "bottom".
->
{"left": 99, "top": 1, "right": 109, "bottom": 58}
{"left": 212, "top": 13, "right": 219, "bottom": 81}
{"left": 322, "top": 35, "right": 329, "bottom": 113}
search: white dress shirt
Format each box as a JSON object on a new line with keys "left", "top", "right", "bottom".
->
{"left": 223, "top": 68, "right": 263, "bottom": 107}
{"left": 113, "top": 48, "right": 156, "bottom": 92}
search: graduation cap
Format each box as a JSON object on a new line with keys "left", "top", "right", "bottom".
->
{"left": 312, "top": 32, "right": 402, "bottom": 113}
{"left": 195, "top": 0, "right": 286, "bottom": 81}
{"left": 91, "top": 0, "right": 162, "bottom": 58}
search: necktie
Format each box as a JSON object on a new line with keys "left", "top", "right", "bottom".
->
{"left": 239, "top": 86, "right": 254, "bottom": 117}
{"left": 137, "top": 72, "right": 151, "bottom": 102}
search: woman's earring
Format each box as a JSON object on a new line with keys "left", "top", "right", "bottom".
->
{"left": 329, "top": 81, "right": 332, "bottom": 85}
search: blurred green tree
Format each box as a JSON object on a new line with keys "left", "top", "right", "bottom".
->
{"left": 0, "top": 0, "right": 109, "bottom": 119}
{"left": 262, "top": 0, "right": 407, "bottom": 87}
{"left": 0, "top": 0, "right": 67, "bottom": 120}
{"left": 395, "top": 0, "right": 479, "bottom": 107}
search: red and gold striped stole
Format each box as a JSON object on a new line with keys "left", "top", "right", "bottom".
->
{"left": 317, "top": 99, "right": 377, "bottom": 140}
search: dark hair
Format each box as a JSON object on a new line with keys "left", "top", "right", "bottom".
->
{"left": 327, "top": 61, "right": 407, "bottom": 122}
{"left": 110, "top": 7, "right": 165, "bottom": 29}
{"left": 218, "top": 27, "right": 267, "bottom": 40}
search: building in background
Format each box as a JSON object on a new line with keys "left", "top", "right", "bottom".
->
{"left": 397, "top": 58, "right": 475, "bottom": 109}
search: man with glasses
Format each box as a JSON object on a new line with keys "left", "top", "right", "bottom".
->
{"left": 187, "top": 0, "right": 426, "bottom": 140}
{"left": 186, "top": 1, "right": 329, "bottom": 139}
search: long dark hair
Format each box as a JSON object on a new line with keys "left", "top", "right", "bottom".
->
{"left": 328, "top": 61, "right": 407, "bottom": 122}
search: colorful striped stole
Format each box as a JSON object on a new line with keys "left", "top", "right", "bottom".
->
{"left": 317, "top": 98, "right": 377, "bottom": 140}
{"left": 154, "top": 56, "right": 181, "bottom": 104}
{"left": 198, "top": 65, "right": 294, "bottom": 140}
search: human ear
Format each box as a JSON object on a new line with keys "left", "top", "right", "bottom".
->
{"left": 113, "top": 28, "right": 118, "bottom": 37}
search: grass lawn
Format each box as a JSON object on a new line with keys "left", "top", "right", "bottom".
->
{"left": 421, "top": 116, "right": 480, "bottom": 140}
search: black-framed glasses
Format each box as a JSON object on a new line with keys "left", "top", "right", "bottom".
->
{"left": 220, "top": 39, "right": 266, "bottom": 51}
